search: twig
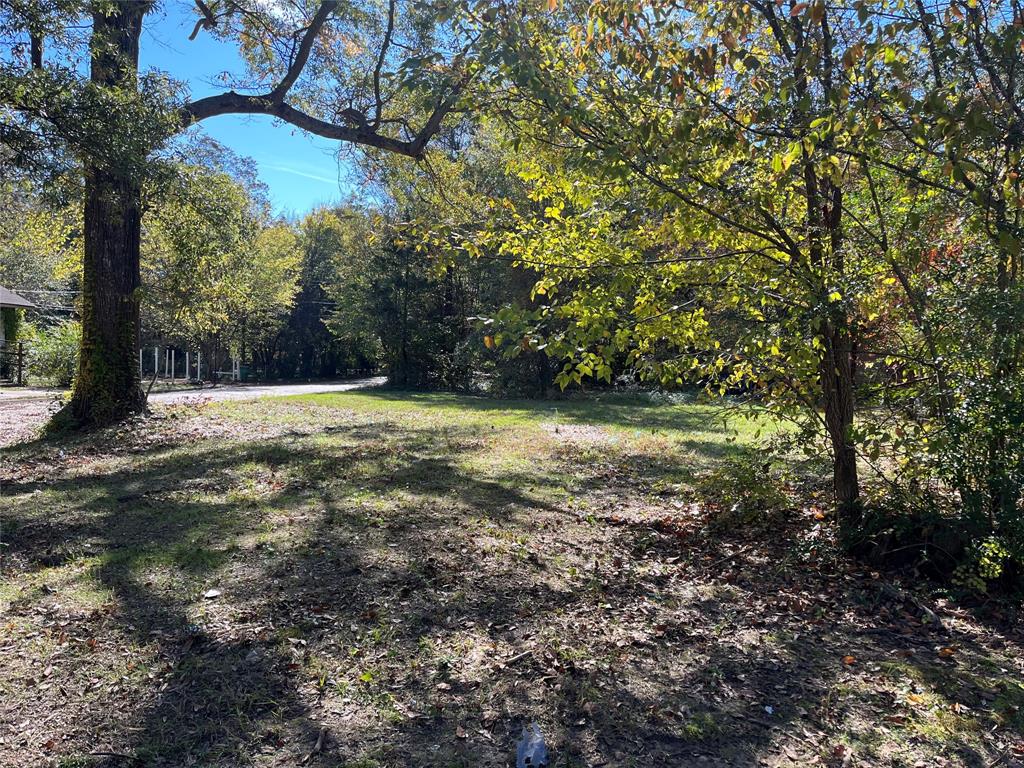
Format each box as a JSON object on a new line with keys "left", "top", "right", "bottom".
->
{"left": 706, "top": 545, "right": 751, "bottom": 571}
{"left": 496, "top": 649, "right": 534, "bottom": 668}
{"left": 301, "top": 726, "right": 328, "bottom": 764}
{"left": 144, "top": 368, "right": 158, "bottom": 401}
{"left": 987, "top": 747, "right": 1010, "bottom": 768}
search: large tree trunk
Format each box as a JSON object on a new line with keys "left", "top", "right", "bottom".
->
{"left": 54, "top": 2, "right": 149, "bottom": 429}
{"left": 61, "top": 168, "right": 146, "bottom": 425}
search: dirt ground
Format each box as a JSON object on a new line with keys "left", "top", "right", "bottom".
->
{"left": 1, "top": 392, "right": 1022, "bottom": 767}
{"left": 1, "top": 396, "right": 62, "bottom": 447}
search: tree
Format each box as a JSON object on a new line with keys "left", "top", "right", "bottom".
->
{"left": 277, "top": 209, "right": 351, "bottom": 380}
{"left": 0, "top": 179, "right": 80, "bottom": 312}
{"left": 1, "top": 0, "right": 468, "bottom": 427}
{"left": 141, "top": 162, "right": 299, "bottom": 372}
{"left": 851, "top": 0, "right": 1024, "bottom": 562}
{"left": 236, "top": 224, "right": 303, "bottom": 371}
{"left": 463, "top": 0, "right": 904, "bottom": 522}
{"left": 454, "top": 0, "right": 1024, "bottom": 566}
{"left": 325, "top": 123, "right": 559, "bottom": 393}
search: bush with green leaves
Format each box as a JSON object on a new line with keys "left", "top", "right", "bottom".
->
{"left": 693, "top": 455, "right": 790, "bottom": 528}
{"left": 28, "top": 320, "right": 80, "bottom": 387}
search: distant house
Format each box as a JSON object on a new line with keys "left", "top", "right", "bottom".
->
{"left": 0, "top": 286, "right": 35, "bottom": 346}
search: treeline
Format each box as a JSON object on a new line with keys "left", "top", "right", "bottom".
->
{"left": 135, "top": 156, "right": 553, "bottom": 390}
{"left": 1, "top": 152, "right": 555, "bottom": 394}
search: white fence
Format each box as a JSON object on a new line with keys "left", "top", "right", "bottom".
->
{"left": 139, "top": 347, "right": 240, "bottom": 382}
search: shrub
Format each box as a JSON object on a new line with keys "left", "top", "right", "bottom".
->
{"left": 693, "top": 454, "right": 790, "bottom": 527}
{"left": 28, "top": 320, "right": 80, "bottom": 387}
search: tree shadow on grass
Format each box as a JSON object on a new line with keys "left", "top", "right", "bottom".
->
{"left": 1, "top": 422, "right": 577, "bottom": 765}
{"left": 272, "top": 504, "right": 1001, "bottom": 768}
{"left": 0, "top": 415, "right": 1016, "bottom": 767}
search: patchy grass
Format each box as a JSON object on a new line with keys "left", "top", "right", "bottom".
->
{"left": 1, "top": 388, "right": 1022, "bottom": 767}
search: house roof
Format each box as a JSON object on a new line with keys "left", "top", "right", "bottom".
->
{"left": 0, "top": 286, "right": 35, "bottom": 309}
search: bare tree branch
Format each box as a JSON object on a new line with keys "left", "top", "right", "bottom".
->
{"left": 183, "top": 92, "right": 423, "bottom": 156}
{"left": 267, "top": 0, "right": 338, "bottom": 102}
{"left": 180, "top": 0, "right": 462, "bottom": 159}
{"left": 188, "top": 0, "right": 219, "bottom": 41}
{"left": 371, "top": 0, "right": 397, "bottom": 128}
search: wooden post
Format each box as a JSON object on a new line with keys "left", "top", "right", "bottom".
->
{"left": 153, "top": 346, "right": 158, "bottom": 379}
{"left": 139, "top": 348, "right": 142, "bottom": 376}
{"left": 16, "top": 342, "right": 23, "bottom": 386}
{"left": 170, "top": 349, "right": 175, "bottom": 382}
{"left": 197, "top": 350, "right": 202, "bottom": 383}
{"left": 185, "top": 351, "right": 190, "bottom": 382}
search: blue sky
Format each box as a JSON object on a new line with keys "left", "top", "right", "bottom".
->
{"left": 140, "top": 2, "right": 355, "bottom": 216}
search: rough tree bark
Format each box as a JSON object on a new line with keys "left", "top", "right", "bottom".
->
{"left": 821, "top": 326, "right": 860, "bottom": 527}
{"left": 54, "top": 2, "right": 150, "bottom": 429}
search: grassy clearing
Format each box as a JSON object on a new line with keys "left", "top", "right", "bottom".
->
{"left": 1, "top": 388, "right": 1021, "bottom": 767}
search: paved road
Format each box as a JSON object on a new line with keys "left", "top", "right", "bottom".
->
{"left": 0, "top": 377, "right": 386, "bottom": 405}
{"left": 149, "top": 377, "right": 386, "bottom": 403}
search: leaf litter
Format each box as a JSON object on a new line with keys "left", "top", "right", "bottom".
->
{"left": 0, "top": 394, "right": 1022, "bottom": 767}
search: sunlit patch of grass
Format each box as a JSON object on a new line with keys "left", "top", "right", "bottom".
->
{"left": 848, "top": 659, "right": 994, "bottom": 750}
{"left": 993, "top": 679, "right": 1024, "bottom": 730}
{"left": 679, "top": 711, "right": 721, "bottom": 741}
{"left": 0, "top": 577, "right": 23, "bottom": 611}
{"left": 247, "top": 388, "right": 771, "bottom": 453}
{"left": 14, "top": 559, "right": 115, "bottom": 610}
